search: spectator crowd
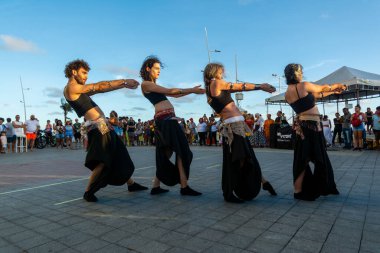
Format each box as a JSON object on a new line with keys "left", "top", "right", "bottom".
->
{"left": 1, "top": 105, "right": 379, "bottom": 154}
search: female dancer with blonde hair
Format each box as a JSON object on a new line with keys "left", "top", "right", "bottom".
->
{"left": 203, "top": 63, "right": 277, "bottom": 203}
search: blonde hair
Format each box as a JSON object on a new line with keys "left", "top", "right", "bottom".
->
{"left": 284, "top": 63, "right": 303, "bottom": 85}
{"left": 203, "top": 63, "right": 224, "bottom": 86}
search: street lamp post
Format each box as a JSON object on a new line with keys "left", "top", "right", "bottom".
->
{"left": 234, "top": 54, "right": 244, "bottom": 109}
{"left": 204, "top": 27, "right": 221, "bottom": 63}
{"left": 272, "top": 73, "right": 283, "bottom": 111}
{"left": 19, "top": 76, "right": 29, "bottom": 122}
{"left": 271, "top": 74, "right": 282, "bottom": 93}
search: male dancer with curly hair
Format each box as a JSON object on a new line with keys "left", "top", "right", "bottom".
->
{"left": 64, "top": 59, "right": 147, "bottom": 202}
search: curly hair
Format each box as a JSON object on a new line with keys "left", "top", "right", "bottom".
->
{"left": 140, "top": 56, "right": 164, "bottom": 81}
{"left": 284, "top": 63, "right": 303, "bottom": 85}
{"left": 64, "top": 59, "right": 91, "bottom": 78}
{"left": 203, "top": 63, "right": 224, "bottom": 86}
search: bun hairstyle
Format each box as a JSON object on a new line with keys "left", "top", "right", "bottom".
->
{"left": 284, "top": 63, "right": 303, "bottom": 85}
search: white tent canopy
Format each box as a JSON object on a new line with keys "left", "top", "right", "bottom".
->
{"left": 266, "top": 66, "right": 380, "bottom": 105}
{"left": 265, "top": 92, "right": 285, "bottom": 104}
{"left": 315, "top": 66, "right": 380, "bottom": 86}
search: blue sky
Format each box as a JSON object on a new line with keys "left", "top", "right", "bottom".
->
{"left": 1, "top": 0, "right": 379, "bottom": 125}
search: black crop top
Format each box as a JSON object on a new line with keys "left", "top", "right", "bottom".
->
{"left": 288, "top": 85, "right": 315, "bottom": 114}
{"left": 143, "top": 91, "right": 168, "bottom": 105}
{"left": 206, "top": 84, "right": 234, "bottom": 113}
{"left": 66, "top": 93, "right": 98, "bottom": 117}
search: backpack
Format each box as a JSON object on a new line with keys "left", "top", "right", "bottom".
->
{"left": 351, "top": 114, "right": 362, "bottom": 127}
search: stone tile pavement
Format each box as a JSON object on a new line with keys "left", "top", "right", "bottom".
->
{"left": 0, "top": 146, "right": 379, "bottom": 253}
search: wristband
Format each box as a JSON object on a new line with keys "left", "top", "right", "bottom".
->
{"left": 242, "top": 83, "right": 247, "bottom": 91}
{"left": 254, "top": 84, "right": 261, "bottom": 90}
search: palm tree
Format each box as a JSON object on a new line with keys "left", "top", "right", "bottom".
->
{"left": 60, "top": 98, "right": 73, "bottom": 123}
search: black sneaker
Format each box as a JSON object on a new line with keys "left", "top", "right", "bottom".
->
{"left": 150, "top": 186, "right": 169, "bottom": 195}
{"left": 180, "top": 186, "right": 202, "bottom": 196}
{"left": 83, "top": 192, "right": 98, "bottom": 202}
{"left": 128, "top": 182, "right": 148, "bottom": 192}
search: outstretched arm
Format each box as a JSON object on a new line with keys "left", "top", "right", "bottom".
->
{"left": 211, "top": 79, "right": 276, "bottom": 94}
{"left": 314, "top": 90, "right": 343, "bottom": 98}
{"left": 141, "top": 81, "right": 205, "bottom": 97}
{"left": 304, "top": 81, "right": 346, "bottom": 96}
{"left": 70, "top": 79, "right": 139, "bottom": 96}
{"left": 305, "top": 82, "right": 347, "bottom": 99}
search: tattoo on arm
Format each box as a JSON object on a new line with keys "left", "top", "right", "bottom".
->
{"left": 94, "top": 81, "right": 113, "bottom": 93}
{"left": 86, "top": 81, "right": 118, "bottom": 94}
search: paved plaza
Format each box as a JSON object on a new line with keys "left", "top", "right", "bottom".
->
{"left": 0, "top": 146, "right": 379, "bottom": 253}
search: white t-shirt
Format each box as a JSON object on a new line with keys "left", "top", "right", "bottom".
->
{"left": 197, "top": 122, "right": 207, "bottom": 133}
{"left": 13, "top": 121, "right": 24, "bottom": 136}
{"left": 25, "top": 119, "right": 40, "bottom": 133}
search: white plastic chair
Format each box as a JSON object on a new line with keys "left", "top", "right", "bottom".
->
{"left": 15, "top": 135, "right": 27, "bottom": 153}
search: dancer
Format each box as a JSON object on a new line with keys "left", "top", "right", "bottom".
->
{"left": 203, "top": 63, "right": 277, "bottom": 203}
{"left": 284, "top": 63, "right": 346, "bottom": 201}
{"left": 63, "top": 59, "right": 147, "bottom": 202}
{"left": 140, "top": 56, "right": 203, "bottom": 196}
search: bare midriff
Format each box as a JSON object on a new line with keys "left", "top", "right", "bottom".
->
{"left": 219, "top": 102, "right": 242, "bottom": 120}
{"left": 154, "top": 100, "right": 175, "bottom": 114}
{"left": 83, "top": 107, "right": 105, "bottom": 121}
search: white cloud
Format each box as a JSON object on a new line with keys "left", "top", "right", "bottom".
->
{"left": 103, "top": 66, "right": 139, "bottom": 77}
{"left": 45, "top": 100, "right": 59, "bottom": 105}
{"left": 115, "top": 75, "right": 125, "bottom": 79}
{"left": 0, "top": 34, "right": 41, "bottom": 53}
{"left": 304, "top": 59, "right": 338, "bottom": 71}
{"left": 43, "top": 87, "right": 63, "bottom": 98}
{"left": 123, "top": 90, "right": 142, "bottom": 98}
{"left": 29, "top": 104, "right": 47, "bottom": 108}
{"left": 131, "top": 107, "right": 147, "bottom": 111}
{"left": 48, "top": 111, "right": 62, "bottom": 116}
